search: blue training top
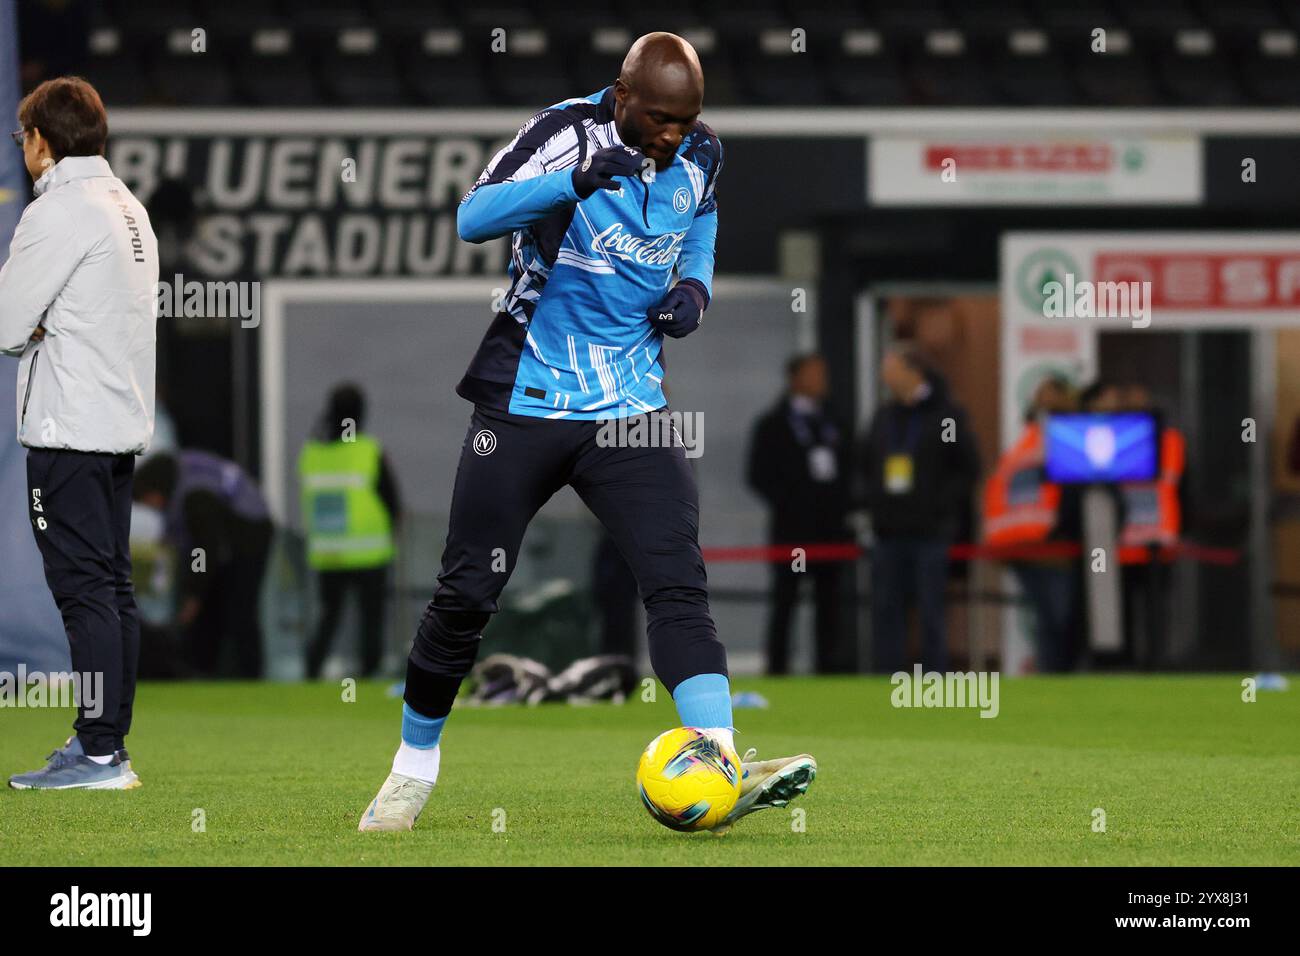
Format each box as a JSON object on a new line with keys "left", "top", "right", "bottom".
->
{"left": 455, "top": 85, "right": 722, "bottom": 420}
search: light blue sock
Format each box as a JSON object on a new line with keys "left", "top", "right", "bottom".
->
{"left": 401, "top": 703, "right": 447, "bottom": 750}
{"left": 672, "top": 673, "right": 733, "bottom": 730}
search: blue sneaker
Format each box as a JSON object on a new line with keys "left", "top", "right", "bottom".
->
{"left": 8, "top": 737, "right": 141, "bottom": 790}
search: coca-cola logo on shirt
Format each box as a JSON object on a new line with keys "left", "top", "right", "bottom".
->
{"left": 589, "top": 223, "right": 686, "bottom": 267}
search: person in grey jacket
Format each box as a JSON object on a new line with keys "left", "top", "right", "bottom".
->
{"left": 1, "top": 77, "right": 158, "bottom": 790}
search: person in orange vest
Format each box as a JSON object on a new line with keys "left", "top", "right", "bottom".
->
{"left": 982, "top": 375, "right": 1079, "bottom": 672}
{"left": 1119, "top": 385, "right": 1184, "bottom": 550}
{"left": 1119, "top": 384, "right": 1185, "bottom": 667}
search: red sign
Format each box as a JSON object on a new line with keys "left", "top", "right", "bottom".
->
{"left": 1020, "top": 327, "right": 1079, "bottom": 352}
{"left": 926, "top": 143, "right": 1112, "bottom": 173}
{"left": 1094, "top": 253, "right": 1300, "bottom": 309}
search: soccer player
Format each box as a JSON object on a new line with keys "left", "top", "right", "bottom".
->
{"left": 359, "top": 33, "right": 816, "bottom": 833}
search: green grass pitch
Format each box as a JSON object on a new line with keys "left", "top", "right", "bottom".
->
{"left": 0, "top": 676, "right": 1296, "bottom": 866}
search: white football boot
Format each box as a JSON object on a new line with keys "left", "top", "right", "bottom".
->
{"left": 709, "top": 748, "right": 817, "bottom": 835}
{"left": 358, "top": 772, "right": 435, "bottom": 832}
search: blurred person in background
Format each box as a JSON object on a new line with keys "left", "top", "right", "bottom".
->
{"left": 1118, "top": 384, "right": 1183, "bottom": 550}
{"left": 1078, "top": 380, "right": 1123, "bottom": 414}
{"left": 133, "top": 450, "right": 273, "bottom": 679}
{"left": 983, "top": 375, "right": 1079, "bottom": 672}
{"left": 1118, "top": 383, "right": 1185, "bottom": 667}
{"left": 299, "top": 383, "right": 402, "bottom": 679}
{"left": 862, "top": 344, "right": 981, "bottom": 673}
{"left": 747, "top": 353, "right": 853, "bottom": 674}
{"left": 128, "top": 385, "right": 182, "bottom": 678}
{"left": 2, "top": 76, "right": 156, "bottom": 790}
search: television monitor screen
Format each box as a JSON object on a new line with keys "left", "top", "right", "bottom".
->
{"left": 1044, "top": 413, "right": 1159, "bottom": 483}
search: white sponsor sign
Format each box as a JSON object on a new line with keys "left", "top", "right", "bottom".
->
{"left": 870, "top": 134, "right": 1202, "bottom": 205}
{"left": 1002, "top": 232, "right": 1300, "bottom": 333}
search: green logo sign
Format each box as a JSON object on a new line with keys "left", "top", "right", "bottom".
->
{"left": 1015, "top": 247, "right": 1081, "bottom": 313}
{"left": 1121, "top": 143, "right": 1145, "bottom": 172}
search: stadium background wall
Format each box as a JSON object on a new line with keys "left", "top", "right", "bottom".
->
{"left": 4, "top": 107, "right": 1300, "bottom": 674}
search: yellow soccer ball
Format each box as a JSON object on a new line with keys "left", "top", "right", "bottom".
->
{"left": 636, "top": 727, "right": 741, "bottom": 832}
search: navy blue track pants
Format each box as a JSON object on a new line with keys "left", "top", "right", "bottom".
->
{"left": 404, "top": 405, "right": 725, "bottom": 719}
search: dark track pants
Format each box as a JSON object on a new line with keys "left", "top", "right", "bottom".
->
{"left": 26, "top": 448, "right": 139, "bottom": 757}
{"left": 183, "top": 518, "right": 271, "bottom": 679}
{"left": 871, "top": 535, "right": 950, "bottom": 674}
{"left": 307, "top": 566, "right": 388, "bottom": 678}
{"left": 404, "top": 405, "right": 725, "bottom": 720}
{"left": 1013, "top": 561, "right": 1078, "bottom": 673}
{"left": 765, "top": 559, "right": 850, "bottom": 675}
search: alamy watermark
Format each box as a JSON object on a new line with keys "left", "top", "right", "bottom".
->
{"left": 891, "top": 664, "right": 1000, "bottom": 718}
{"left": 0, "top": 665, "right": 103, "bottom": 718}
{"left": 1041, "top": 273, "right": 1152, "bottom": 329}
{"left": 50, "top": 886, "right": 151, "bottom": 936}
{"left": 154, "top": 273, "right": 261, "bottom": 328}
{"left": 595, "top": 407, "right": 704, "bottom": 458}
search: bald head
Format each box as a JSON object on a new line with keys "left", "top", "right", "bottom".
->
{"left": 613, "top": 33, "right": 704, "bottom": 172}
{"left": 620, "top": 33, "right": 703, "bottom": 96}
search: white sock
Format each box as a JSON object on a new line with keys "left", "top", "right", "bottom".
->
{"left": 705, "top": 727, "right": 736, "bottom": 755}
{"left": 86, "top": 753, "right": 115, "bottom": 765}
{"left": 392, "top": 741, "right": 441, "bottom": 784}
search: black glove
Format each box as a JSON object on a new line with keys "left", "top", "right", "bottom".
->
{"left": 647, "top": 279, "right": 708, "bottom": 339}
{"left": 572, "top": 145, "right": 647, "bottom": 199}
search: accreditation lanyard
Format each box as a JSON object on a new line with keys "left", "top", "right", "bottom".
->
{"left": 789, "top": 408, "right": 839, "bottom": 483}
{"left": 884, "top": 407, "right": 922, "bottom": 494}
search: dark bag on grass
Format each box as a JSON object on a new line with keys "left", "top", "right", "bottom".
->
{"left": 543, "top": 654, "right": 638, "bottom": 704}
{"left": 466, "top": 654, "right": 554, "bottom": 705}
{"left": 465, "top": 653, "right": 636, "bottom": 705}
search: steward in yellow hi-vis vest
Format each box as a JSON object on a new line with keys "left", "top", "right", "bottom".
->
{"left": 299, "top": 433, "right": 395, "bottom": 570}
{"left": 300, "top": 384, "right": 402, "bottom": 680}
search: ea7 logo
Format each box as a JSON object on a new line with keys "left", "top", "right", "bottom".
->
{"left": 31, "top": 488, "right": 47, "bottom": 531}
{"left": 50, "top": 886, "right": 151, "bottom": 936}
{"left": 472, "top": 429, "right": 497, "bottom": 456}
